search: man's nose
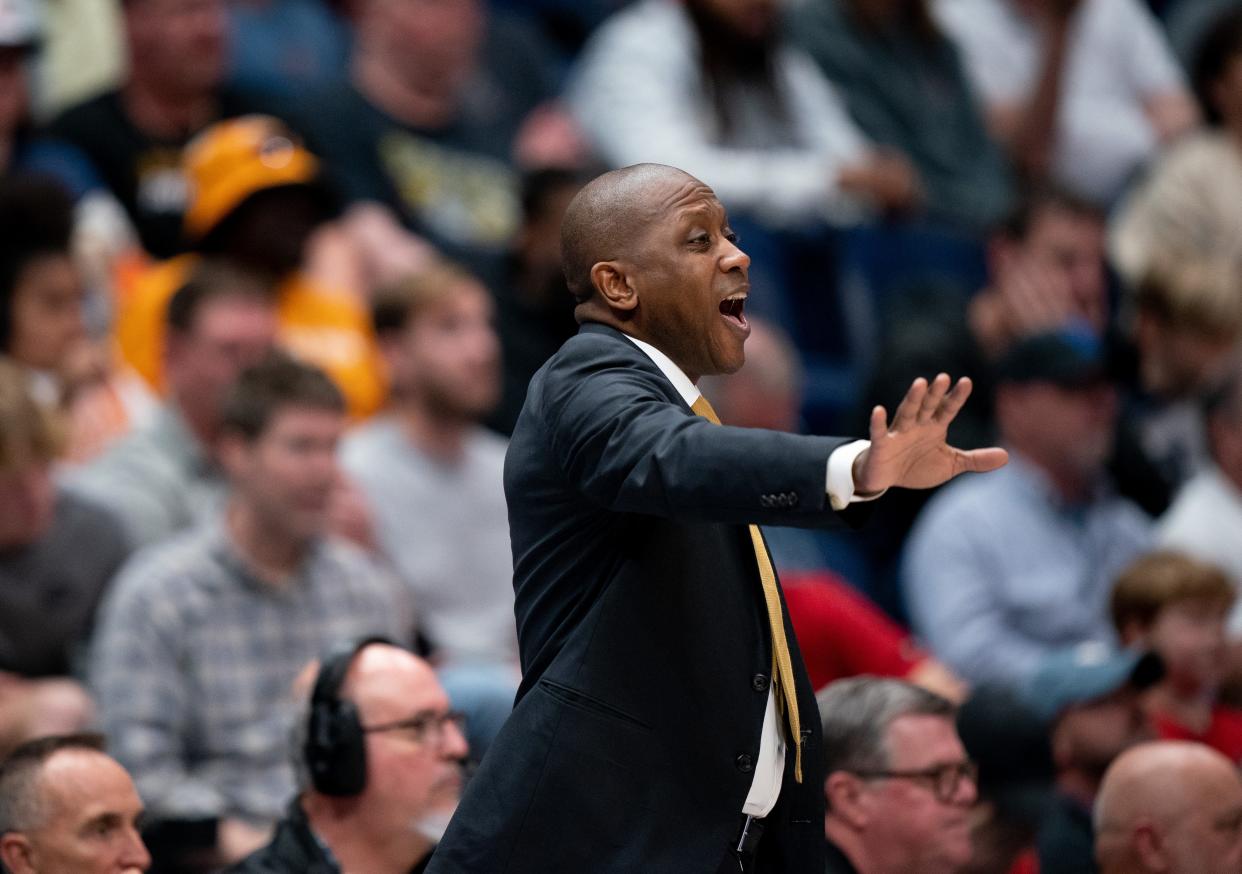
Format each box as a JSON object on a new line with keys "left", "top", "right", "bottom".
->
{"left": 442, "top": 718, "right": 470, "bottom": 760}
{"left": 958, "top": 775, "right": 978, "bottom": 807}
{"left": 721, "top": 237, "right": 750, "bottom": 273}
{"left": 121, "top": 827, "right": 152, "bottom": 871}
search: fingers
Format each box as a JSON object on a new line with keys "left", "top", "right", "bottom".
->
{"left": 891, "top": 374, "right": 980, "bottom": 432}
{"left": 917, "top": 373, "right": 951, "bottom": 422}
{"left": 893, "top": 377, "right": 927, "bottom": 430}
{"left": 934, "top": 376, "right": 975, "bottom": 424}
{"left": 869, "top": 404, "right": 888, "bottom": 442}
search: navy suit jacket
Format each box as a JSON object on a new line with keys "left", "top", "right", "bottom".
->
{"left": 427, "top": 324, "right": 856, "bottom": 873}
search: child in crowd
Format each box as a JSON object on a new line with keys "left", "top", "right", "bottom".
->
{"left": 1111, "top": 550, "right": 1242, "bottom": 761}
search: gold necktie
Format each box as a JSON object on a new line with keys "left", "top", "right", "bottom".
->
{"left": 691, "top": 395, "right": 803, "bottom": 783}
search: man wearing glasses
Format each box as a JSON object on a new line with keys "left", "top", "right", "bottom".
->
{"left": 229, "top": 641, "right": 470, "bottom": 873}
{"left": 817, "top": 677, "right": 978, "bottom": 874}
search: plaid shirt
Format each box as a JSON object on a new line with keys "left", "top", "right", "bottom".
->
{"left": 91, "top": 518, "right": 416, "bottom": 824}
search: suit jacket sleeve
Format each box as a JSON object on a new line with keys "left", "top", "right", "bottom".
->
{"left": 541, "top": 342, "right": 854, "bottom": 528}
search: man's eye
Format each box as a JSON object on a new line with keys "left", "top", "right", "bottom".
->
{"left": 724, "top": 230, "right": 739, "bottom": 244}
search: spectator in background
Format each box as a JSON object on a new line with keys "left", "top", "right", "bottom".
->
{"left": 867, "top": 185, "right": 1108, "bottom": 453}
{"left": 817, "top": 677, "right": 976, "bottom": 874}
{"left": 1111, "top": 551, "right": 1242, "bottom": 761}
{"left": 0, "top": 174, "right": 156, "bottom": 463}
{"left": 0, "top": 177, "right": 89, "bottom": 413}
{"left": 0, "top": 734, "right": 150, "bottom": 874}
{"left": 227, "top": 641, "right": 467, "bottom": 874}
{"left": 0, "top": 360, "right": 127, "bottom": 756}
{"left": 490, "top": 167, "right": 583, "bottom": 433}
{"left": 0, "top": 0, "right": 139, "bottom": 352}
{"left": 0, "top": 0, "right": 67, "bottom": 170}
{"left": 112, "top": 115, "right": 386, "bottom": 418}
{"left": 791, "top": 0, "right": 1014, "bottom": 233}
{"left": 292, "top": 0, "right": 566, "bottom": 287}
{"left": 70, "top": 260, "right": 277, "bottom": 548}
{"left": 934, "top": 0, "right": 1198, "bottom": 205}
{"left": 90, "top": 353, "right": 415, "bottom": 866}
{"left": 1020, "top": 645, "right": 1162, "bottom": 874}
{"left": 43, "top": 0, "right": 273, "bottom": 259}
{"left": 1160, "top": 363, "right": 1242, "bottom": 634}
{"left": 0, "top": 0, "right": 124, "bottom": 201}
{"left": 342, "top": 262, "right": 517, "bottom": 758}
{"left": 862, "top": 188, "right": 1108, "bottom": 601}
{"left": 904, "top": 331, "right": 1151, "bottom": 686}
{"left": 1095, "top": 741, "right": 1242, "bottom": 874}
{"left": 1111, "top": 7, "right": 1242, "bottom": 286}
{"left": 1110, "top": 258, "right": 1242, "bottom": 516}
{"left": 955, "top": 688, "right": 1056, "bottom": 874}
{"left": 569, "top": 0, "right": 921, "bottom": 232}
{"left": 224, "top": 0, "right": 351, "bottom": 99}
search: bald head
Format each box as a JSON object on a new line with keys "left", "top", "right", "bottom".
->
{"left": 561, "top": 163, "right": 700, "bottom": 304}
{"left": 339, "top": 643, "right": 442, "bottom": 723}
{"left": 1095, "top": 741, "right": 1242, "bottom": 874}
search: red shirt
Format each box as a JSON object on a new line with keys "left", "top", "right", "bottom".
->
{"left": 782, "top": 572, "right": 926, "bottom": 691}
{"left": 1153, "top": 705, "right": 1242, "bottom": 763}
{"left": 1009, "top": 850, "right": 1039, "bottom": 874}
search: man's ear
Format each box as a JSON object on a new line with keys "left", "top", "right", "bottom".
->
{"left": 589, "top": 261, "right": 638, "bottom": 313}
{"left": 0, "top": 833, "right": 37, "bottom": 874}
{"left": 825, "top": 771, "right": 870, "bottom": 830}
{"left": 1133, "top": 821, "right": 1171, "bottom": 871}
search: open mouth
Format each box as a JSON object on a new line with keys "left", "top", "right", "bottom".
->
{"left": 719, "top": 295, "right": 748, "bottom": 328}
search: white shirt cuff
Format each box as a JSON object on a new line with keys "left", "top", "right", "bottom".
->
{"left": 826, "top": 440, "right": 885, "bottom": 511}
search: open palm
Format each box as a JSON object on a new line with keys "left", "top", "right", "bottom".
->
{"left": 853, "top": 373, "right": 1008, "bottom": 494}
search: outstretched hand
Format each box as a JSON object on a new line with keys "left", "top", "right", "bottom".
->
{"left": 852, "top": 374, "right": 1008, "bottom": 495}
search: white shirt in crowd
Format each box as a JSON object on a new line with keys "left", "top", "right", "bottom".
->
{"left": 1159, "top": 465, "right": 1242, "bottom": 634}
{"left": 567, "top": 0, "right": 872, "bottom": 227}
{"left": 935, "top": 0, "right": 1187, "bottom": 204}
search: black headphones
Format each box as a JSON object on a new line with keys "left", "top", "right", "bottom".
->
{"left": 304, "top": 636, "right": 395, "bottom": 797}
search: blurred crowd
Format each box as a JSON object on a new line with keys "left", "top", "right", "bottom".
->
{"left": 1, "top": 0, "right": 1242, "bottom": 871}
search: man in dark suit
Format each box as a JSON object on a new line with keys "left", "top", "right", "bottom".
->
{"left": 426, "top": 164, "right": 1006, "bottom": 873}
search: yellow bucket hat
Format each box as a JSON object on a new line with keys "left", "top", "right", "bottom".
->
{"left": 182, "top": 115, "right": 321, "bottom": 241}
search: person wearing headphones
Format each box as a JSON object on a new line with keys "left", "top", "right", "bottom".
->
{"left": 228, "top": 637, "right": 470, "bottom": 874}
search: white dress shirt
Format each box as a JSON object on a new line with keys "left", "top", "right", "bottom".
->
{"left": 625, "top": 335, "right": 873, "bottom": 817}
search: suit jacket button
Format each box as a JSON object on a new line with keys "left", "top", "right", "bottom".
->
{"left": 752, "top": 673, "right": 769, "bottom": 692}
{"left": 759, "top": 496, "right": 771, "bottom": 508}
{"left": 778, "top": 494, "right": 790, "bottom": 508}
{"left": 735, "top": 754, "right": 754, "bottom": 773}
{"left": 787, "top": 493, "right": 799, "bottom": 507}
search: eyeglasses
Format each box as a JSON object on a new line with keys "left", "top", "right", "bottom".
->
{"left": 852, "top": 760, "right": 978, "bottom": 803}
{"left": 361, "top": 710, "right": 468, "bottom": 749}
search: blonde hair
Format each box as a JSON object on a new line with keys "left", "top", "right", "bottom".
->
{"left": 0, "top": 357, "right": 61, "bottom": 472}
{"left": 1135, "top": 257, "right": 1242, "bottom": 339}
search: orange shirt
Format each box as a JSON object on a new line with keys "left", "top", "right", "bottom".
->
{"left": 114, "top": 255, "right": 385, "bottom": 419}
